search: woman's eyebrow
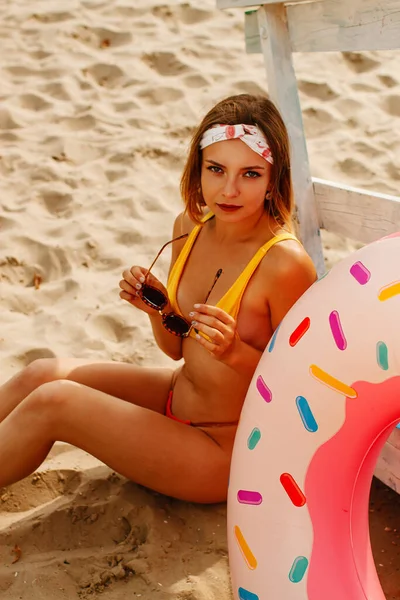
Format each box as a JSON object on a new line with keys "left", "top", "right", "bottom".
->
{"left": 205, "top": 159, "right": 266, "bottom": 170}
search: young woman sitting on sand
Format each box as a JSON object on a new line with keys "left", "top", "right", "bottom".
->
{"left": 0, "top": 94, "right": 316, "bottom": 504}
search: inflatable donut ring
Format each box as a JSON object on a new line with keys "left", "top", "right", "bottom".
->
{"left": 228, "top": 232, "right": 400, "bottom": 600}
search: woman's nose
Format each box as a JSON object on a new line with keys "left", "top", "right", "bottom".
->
{"left": 222, "top": 178, "right": 239, "bottom": 199}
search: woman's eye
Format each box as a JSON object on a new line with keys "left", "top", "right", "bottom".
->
{"left": 245, "top": 170, "right": 261, "bottom": 178}
{"left": 207, "top": 165, "right": 223, "bottom": 174}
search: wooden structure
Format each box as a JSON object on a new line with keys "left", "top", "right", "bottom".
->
{"left": 216, "top": 0, "right": 400, "bottom": 493}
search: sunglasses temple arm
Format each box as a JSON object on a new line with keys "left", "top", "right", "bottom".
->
{"left": 145, "top": 233, "right": 188, "bottom": 279}
{"left": 203, "top": 268, "right": 223, "bottom": 304}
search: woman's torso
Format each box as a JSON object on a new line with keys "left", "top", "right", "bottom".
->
{"left": 169, "top": 212, "right": 298, "bottom": 427}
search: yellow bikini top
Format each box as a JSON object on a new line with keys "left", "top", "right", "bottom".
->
{"left": 167, "top": 212, "right": 299, "bottom": 338}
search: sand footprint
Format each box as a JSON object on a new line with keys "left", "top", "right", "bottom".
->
{"left": 342, "top": 51, "right": 380, "bottom": 73}
{"left": 298, "top": 79, "right": 339, "bottom": 101}
{"left": 15, "top": 93, "right": 52, "bottom": 112}
{"left": 39, "top": 81, "right": 71, "bottom": 101}
{"left": 0, "top": 470, "right": 82, "bottom": 514}
{"left": 38, "top": 187, "right": 74, "bottom": 215}
{"left": 86, "top": 314, "right": 134, "bottom": 344}
{"left": 378, "top": 74, "right": 398, "bottom": 89}
{"left": 72, "top": 25, "right": 132, "bottom": 49}
{"left": 382, "top": 94, "right": 400, "bottom": 117}
{"left": 0, "top": 108, "right": 21, "bottom": 130}
{"left": 84, "top": 63, "right": 126, "bottom": 87}
{"left": 337, "top": 157, "right": 374, "bottom": 180}
{"left": 137, "top": 86, "right": 184, "bottom": 106}
{"left": 142, "top": 51, "right": 191, "bottom": 77}
{"left": 302, "top": 106, "right": 337, "bottom": 137}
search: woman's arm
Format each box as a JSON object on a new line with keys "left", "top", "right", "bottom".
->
{"left": 199, "top": 242, "right": 317, "bottom": 379}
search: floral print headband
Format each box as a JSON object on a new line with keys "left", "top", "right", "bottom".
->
{"left": 199, "top": 124, "right": 274, "bottom": 164}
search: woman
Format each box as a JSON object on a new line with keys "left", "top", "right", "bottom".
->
{"left": 0, "top": 94, "right": 316, "bottom": 503}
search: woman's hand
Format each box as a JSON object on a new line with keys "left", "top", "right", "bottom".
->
{"left": 189, "top": 303, "right": 238, "bottom": 360}
{"left": 119, "top": 266, "right": 168, "bottom": 316}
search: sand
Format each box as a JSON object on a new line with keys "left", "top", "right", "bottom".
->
{"left": 0, "top": 0, "right": 399, "bottom": 598}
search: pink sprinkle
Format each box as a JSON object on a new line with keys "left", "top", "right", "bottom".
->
{"left": 350, "top": 261, "right": 370, "bottom": 285}
{"left": 329, "top": 310, "right": 347, "bottom": 351}
{"left": 237, "top": 490, "right": 263, "bottom": 505}
{"left": 256, "top": 375, "right": 272, "bottom": 403}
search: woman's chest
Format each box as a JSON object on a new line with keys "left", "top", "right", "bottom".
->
{"left": 177, "top": 242, "right": 273, "bottom": 350}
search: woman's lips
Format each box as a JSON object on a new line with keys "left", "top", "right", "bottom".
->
{"left": 217, "top": 203, "right": 242, "bottom": 212}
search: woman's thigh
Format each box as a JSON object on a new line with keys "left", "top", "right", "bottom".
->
{"left": 32, "top": 358, "right": 175, "bottom": 414}
{"left": 36, "top": 380, "right": 230, "bottom": 503}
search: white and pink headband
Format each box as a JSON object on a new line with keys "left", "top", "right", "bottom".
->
{"left": 200, "top": 124, "right": 273, "bottom": 164}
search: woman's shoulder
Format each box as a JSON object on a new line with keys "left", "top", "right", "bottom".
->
{"left": 261, "top": 234, "right": 317, "bottom": 289}
{"left": 172, "top": 208, "right": 212, "bottom": 237}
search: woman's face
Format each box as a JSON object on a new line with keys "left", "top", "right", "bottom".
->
{"left": 200, "top": 138, "right": 271, "bottom": 222}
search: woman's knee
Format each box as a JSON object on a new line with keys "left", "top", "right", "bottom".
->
{"left": 23, "top": 358, "right": 61, "bottom": 390}
{"left": 21, "top": 380, "right": 76, "bottom": 422}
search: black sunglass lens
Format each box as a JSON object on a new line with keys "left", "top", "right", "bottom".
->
{"left": 142, "top": 286, "right": 167, "bottom": 309}
{"left": 163, "top": 314, "right": 190, "bottom": 335}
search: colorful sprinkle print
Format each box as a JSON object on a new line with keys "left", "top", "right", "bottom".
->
{"left": 289, "top": 317, "right": 310, "bottom": 347}
{"left": 233, "top": 236, "right": 400, "bottom": 599}
{"left": 377, "top": 342, "right": 389, "bottom": 371}
{"left": 238, "top": 588, "right": 259, "bottom": 600}
{"left": 329, "top": 310, "right": 347, "bottom": 350}
{"left": 296, "top": 396, "right": 318, "bottom": 432}
{"left": 234, "top": 525, "right": 258, "bottom": 570}
{"left": 289, "top": 556, "right": 309, "bottom": 583}
{"left": 350, "top": 261, "right": 371, "bottom": 285}
{"left": 310, "top": 364, "right": 357, "bottom": 398}
{"left": 280, "top": 473, "right": 306, "bottom": 507}
{"left": 247, "top": 428, "right": 261, "bottom": 450}
{"left": 268, "top": 324, "right": 280, "bottom": 353}
{"left": 256, "top": 375, "right": 272, "bottom": 403}
{"left": 237, "top": 490, "right": 263, "bottom": 505}
{"left": 378, "top": 281, "right": 400, "bottom": 301}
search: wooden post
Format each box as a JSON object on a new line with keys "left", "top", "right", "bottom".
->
{"left": 257, "top": 4, "right": 325, "bottom": 276}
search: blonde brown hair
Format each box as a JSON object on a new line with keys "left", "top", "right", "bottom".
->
{"left": 180, "top": 94, "right": 293, "bottom": 229}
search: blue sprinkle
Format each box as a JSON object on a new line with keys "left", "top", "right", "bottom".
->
{"left": 289, "top": 556, "right": 309, "bottom": 583}
{"left": 317, "top": 270, "right": 329, "bottom": 282}
{"left": 268, "top": 324, "right": 280, "bottom": 353}
{"left": 396, "top": 423, "right": 400, "bottom": 429}
{"left": 238, "top": 587, "right": 259, "bottom": 600}
{"left": 247, "top": 427, "right": 261, "bottom": 450}
{"left": 296, "top": 396, "right": 318, "bottom": 432}
{"left": 376, "top": 341, "right": 389, "bottom": 371}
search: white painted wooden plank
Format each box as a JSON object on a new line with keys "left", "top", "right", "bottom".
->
{"left": 314, "top": 178, "right": 400, "bottom": 243}
{"left": 217, "top": 0, "right": 312, "bottom": 9}
{"left": 287, "top": 0, "right": 400, "bottom": 53}
{"left": 258, "top": 4, "right": 325, "bottom": 276}
{"left": 242, "top": 0, "right": 400, "bottom": 53}
{"left": 375, "top": 437, "right": 400, "bottom": 494}
{"left": 244, "top": 10, "right": 262, "bottom": 54}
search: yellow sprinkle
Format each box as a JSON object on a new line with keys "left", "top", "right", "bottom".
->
{"left": 378, "top": 281, "right": 400, "bottom": 302}
{"left": 310, "top": 364, "right": 357, "bottom": 398}
{"left": 234, "top": 525, "right": 257, "bottom": 570}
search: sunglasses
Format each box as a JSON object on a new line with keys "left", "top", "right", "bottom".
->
{"left": 139, "top": 234, "right": 222, "bottom": 337}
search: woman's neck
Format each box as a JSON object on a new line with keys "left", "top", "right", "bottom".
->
{"left": 209, "top": 210, "right": 277, "bottom": 245}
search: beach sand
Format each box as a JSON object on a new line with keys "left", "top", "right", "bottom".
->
{"left": 0, "top": 1, "right": 399, "bottom": 598}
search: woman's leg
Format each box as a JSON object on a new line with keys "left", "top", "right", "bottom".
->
{"left": 0, "top": 380, "right": 230, "bottom": 503}
{"left": 0, "top": 358, "right": 175, "bottom": 424}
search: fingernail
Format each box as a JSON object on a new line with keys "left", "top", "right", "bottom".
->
{"left": 195, "top": 333, "right": 201, "bottom": 340}
{"left": 188, "top": 311, "right": 195, "bottom": 317}
{"left": 191, "top": 320, "right": 197, "bottom": 326}
{"left": 139, "top": 277, "right": 145, "bottom": 283}
{"left": 194, "top": 304, "right": 200, "bottom": 309}
{"left": 136, "top": 283, "right": 142, "bottom": 290}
